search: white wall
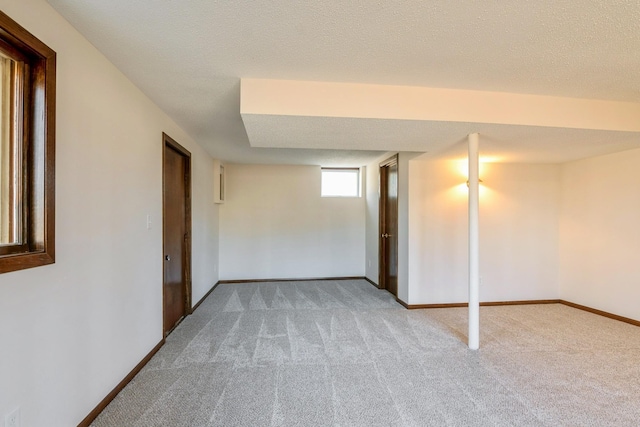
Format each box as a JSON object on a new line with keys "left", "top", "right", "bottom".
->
{"left": 364, "top": 152, "right": 397, "bottom": 284}
{"left": 364, "top": 161, "right": 380, "bottom": 283}
{"left": 0, "top": 1, "right": 219, "bottom": 425}
{"left": 480, "top": 163, "right": 560, "bottom": 301}
{"left": 397, "top": 152, "right": 423, "bottom": 302}
{"left": 192, "top": 162, "right": 220, "bottom": 303}
{"left": 220, "top": 164, "right": 365, "bottom": 280}
{"left": 407, "top": 158, "right": 467, "bottom": 304}
{"left": 559, "top": 148, "right": 640, "bottom": 321}
{"left": 408, "top": 158, "right": 560, "bottom": 304}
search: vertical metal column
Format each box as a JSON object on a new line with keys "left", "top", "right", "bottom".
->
{"left": 468, "top": 133, "right": 480, "bottom": 350}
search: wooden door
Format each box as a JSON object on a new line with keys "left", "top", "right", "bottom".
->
{"left": 379, "top": 155, "right": 398, "bottom": 296}
{"left": 163, "top": 134, "right": 191, "bottom": 335}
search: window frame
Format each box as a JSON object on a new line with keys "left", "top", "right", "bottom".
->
{"left": 0, "top": 11, "right": 56, "bottom": 273}
{"left": 321, "top": 167, "right": 361, "bottom": 198}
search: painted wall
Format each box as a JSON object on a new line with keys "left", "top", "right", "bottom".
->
{"left": 364, "top": 153, "right": 397, "bottom": 284}
{"left": 192, "top": 160, "right": 220, "bottom": 303}
{"left": 559, "top": 148, "right": 640, "bottom": 322}
{"left": 407, "top": 158, "right": 560, "bottom": 304}
{"left": 364, "top": 161, "right": 380, "bottom": 284}
{"left": 407, "top": 158, "right": 466, "bottom": 304}
{"left": 219, "top": 164, "right": 365, "bottom": 280}
{"left": 397, "top": 152, "right": 424, "bottom": 302}
{"left": 0, "top": 1, "right": 219, "bottom": 425}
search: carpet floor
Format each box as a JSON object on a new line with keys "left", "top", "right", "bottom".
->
{"left": 92, "top": 279, "right": 640, "bottom": 426}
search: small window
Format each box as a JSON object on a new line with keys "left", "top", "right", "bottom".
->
{"left": 0, "top": 11, "right": 56, "bottom": 273}
{"left": 321, "top": 168, "right": 360, "bottom": 197}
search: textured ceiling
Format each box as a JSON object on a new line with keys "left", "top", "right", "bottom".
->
{"left": 47, "top": 0, "right": 640, "bottom": 165}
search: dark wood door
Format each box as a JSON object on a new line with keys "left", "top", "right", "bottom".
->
{"left": 379, "top": 155, "right": 398, "bottom": 296}
{"left": 163, "top": 134, "right": 191, "bottom": 335}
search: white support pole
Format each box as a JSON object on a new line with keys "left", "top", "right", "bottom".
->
{"left": 468, "top": 133, "right": 480, "bottom": 350}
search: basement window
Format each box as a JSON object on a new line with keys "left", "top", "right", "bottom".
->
{"left": 321, "top": 168, "right": 360, "bottom": 197}
{"left": 0, "top": 11, "right": 56, "bottom": 273}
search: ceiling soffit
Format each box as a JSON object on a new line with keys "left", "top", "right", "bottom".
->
{"left": 241, "top": 79, "right": 640, "bottom": 162}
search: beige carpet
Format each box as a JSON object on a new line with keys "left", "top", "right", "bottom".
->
{"left": 92, "top": 279, "right": 640, "bottom": 426}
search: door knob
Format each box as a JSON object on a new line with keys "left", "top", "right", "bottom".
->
{"left": 165, "top": 255, "right": 171, "bottom": 261}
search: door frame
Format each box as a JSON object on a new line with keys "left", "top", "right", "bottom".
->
{"left": 162, "top": 133, "right": 192, "bottom": 336}
{"left": 378, "top": 154, "right": 398, "bottom": 293}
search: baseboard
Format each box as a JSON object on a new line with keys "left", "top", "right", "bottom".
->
{"left": 559, "top": 300, "right": 640, "bottom": 327}
{"left": 363, "top": 277, "right": 379, "bottom": 288}
{"left": 395, "top": 297, "right": 410, "bottom": 308}
{"left": 218, "top": 276, "right": 365, "bottom": 284}
{"left": 78, "top": 339, "right": 165, "bottom": 427}
{"left": 397, "top": 299, "right": 561, "bottom": 310}
{"left": 191, "top": 281, "right": 220, "bottom": 313}
{"left": 481, "top": 299, "right": 561, "bottom": 307}
{"left": 395, "top": 298, "right": 640, "bottom": 328}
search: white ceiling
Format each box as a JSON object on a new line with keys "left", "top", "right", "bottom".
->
{"left": 47, "top": 0, "right": 640, "bottom": 165}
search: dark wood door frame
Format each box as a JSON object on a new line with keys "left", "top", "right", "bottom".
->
{"left": 162, "top": 133, "right": 192, "bottom": 336}
{"left": 379, "top": 154, "right": 399, "bottom": 296}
